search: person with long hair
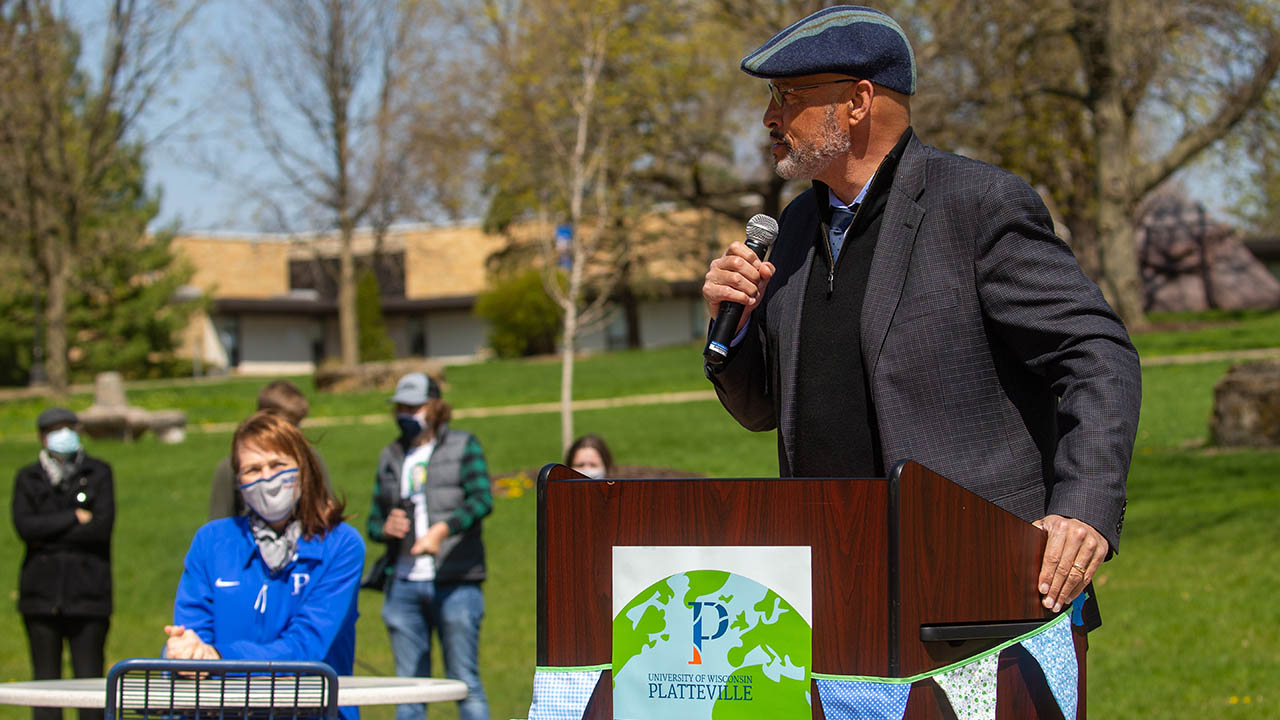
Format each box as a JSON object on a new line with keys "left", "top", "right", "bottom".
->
{"left": 206, "top": 380, "right": 333, "bottom": 521}
{"left": 565, "top": 434, "right": 615, "bottom": 479}
{"left": 366, "top": 372, "right": 493, "bottom": 720}
{"left": 164, "top": 412, "right": 364, "bottom": 719}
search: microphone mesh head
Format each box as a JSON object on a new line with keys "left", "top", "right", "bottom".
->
{"left": 745, "top": 213, "right": 779, "bottom": 247}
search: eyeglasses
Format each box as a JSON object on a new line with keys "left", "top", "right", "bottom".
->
{"left": 768, "top": 78, "right": 857, "bottom": 107}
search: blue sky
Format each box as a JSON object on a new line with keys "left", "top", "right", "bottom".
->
{"left": 68, "top": 0, "right": 279, "bottom": 232}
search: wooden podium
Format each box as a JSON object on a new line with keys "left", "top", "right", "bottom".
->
{"left": 537, "top": 460, "right": 1079, "bottom": 719}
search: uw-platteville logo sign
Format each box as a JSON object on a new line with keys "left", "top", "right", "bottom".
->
{"left": 613, "top": 556, "right": 812, "bottom": 720}
{"left": 687, "top": 600, "right": 729, "bottom": 665}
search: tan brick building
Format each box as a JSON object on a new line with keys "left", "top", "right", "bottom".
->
{"left": 173, "top": 214, "right": 731, "bottom": 374}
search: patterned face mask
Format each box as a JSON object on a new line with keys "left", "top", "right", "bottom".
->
{"left": 239, "top": 467, "right": 300, "bottom": 523}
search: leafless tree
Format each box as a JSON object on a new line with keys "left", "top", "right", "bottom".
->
{"left": 220, "top": 0, "right": 437, "bottom": 367}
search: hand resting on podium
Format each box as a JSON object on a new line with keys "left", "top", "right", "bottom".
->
{"left": 1034, "top": 514, "right": 1108, "bottom": 613}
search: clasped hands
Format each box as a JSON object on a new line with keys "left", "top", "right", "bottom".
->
{"left": 382, "top": 508, "right": 449, "bottom": 556}
{"left": 164, "top": 625, "right": 220, "bottom": 661}
{"left": 1033, "top": 514, "right": 1108, "bottom": 613}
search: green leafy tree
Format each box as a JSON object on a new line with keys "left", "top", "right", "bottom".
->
{"left": 67, "top": 230, "right": 204, "bottom": 382}
{"left": 0, "top": 142, "right": 204, "bottom": 385}
{"left": 474, "top": 269, "right": 562, "bottom": 359}
{"left": 0, "top": 271, "right": 36, "bottom": 387}
{"left": 0, "top": 0, "right": 201, "bottom": 394}
{"left": 478, "top": 0, "right": 711, "bottom": 449}
{"left": 1223, "top": 87, "right": 1280, "bottom": 236}
{"left": 356, "top": 268, "right": 395, "bottom": 362}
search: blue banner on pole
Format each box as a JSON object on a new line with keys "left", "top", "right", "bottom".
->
{"left": 555, "top": 224, "right": 573, "bottom": 270}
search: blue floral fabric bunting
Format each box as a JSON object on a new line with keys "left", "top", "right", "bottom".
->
{"left": 1020, "top": 614, "right": 1079, "bottom": 720}
{"left": 525, "top": 614, "right": 1078, "bottom": 719}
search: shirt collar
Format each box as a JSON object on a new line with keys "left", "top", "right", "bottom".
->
{"left": 815, "top": 126, "right": 914, "bottom": 227}
{"left": 828, "top": 177, "right": 873, "bottom": 213}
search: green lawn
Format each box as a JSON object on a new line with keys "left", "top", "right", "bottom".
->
{"left": 2, "top": 324, "right": 1279, "bottom": 718}
{"left": 1132, "top": 309, "right": 1280, "bottom": 358}
{"left": 1095, "top": 358, "right": 1280, "bottom": 716}
{"left": 0, "top": 343, "right": 714, "bottom": 440}
{"left": 0, "top": 350, "right": 776, "bottom": 720}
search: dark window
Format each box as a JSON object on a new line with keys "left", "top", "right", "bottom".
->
{"left": 214, "top": 315, "right": 241, "bottom": 367}
{"left": 410, "top": 318, "right": 427, "bottom": 356}
{"left": 289, "top": 252, "right": 406, "bottom": 300}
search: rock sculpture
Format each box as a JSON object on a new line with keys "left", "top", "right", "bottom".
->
{"left": 78, "top": 372, "right": 187, "bottom": 444}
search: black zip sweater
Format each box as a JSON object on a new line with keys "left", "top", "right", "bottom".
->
{"left": 11, "top": 454, "right": 115, "bottom": 617}
{"left": 791, "top": 129, "right": 911, "bottom": 478}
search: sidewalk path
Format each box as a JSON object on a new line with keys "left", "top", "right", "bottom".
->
{"left": 5, "top": 348, "right": 1279, "bottom": 437}
{"left": 189, "top": 389, "right": 721, "bottom": 434}
{"left": 1138, "top": 347, "right": 1280, "bottom": 367}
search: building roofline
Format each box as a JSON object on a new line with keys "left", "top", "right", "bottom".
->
{"left": 176, "top": 219, "right": 485, "bottom": 242}
{"left": 213, "top": 294, "right": 480, "bottom": 315}
{"left": 212, "top": 281, "right": 701, "bottom": 317}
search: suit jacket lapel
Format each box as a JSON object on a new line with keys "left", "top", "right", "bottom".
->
{"left": 770, "top": 201, "right": 820, "bottom": 476}
{"left": 862, "top": 135, "right": 928, "bottom": 379}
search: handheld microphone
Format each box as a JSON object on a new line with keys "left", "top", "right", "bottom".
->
{"left": 703, "top": 213, "right": 779, "bottom": 368}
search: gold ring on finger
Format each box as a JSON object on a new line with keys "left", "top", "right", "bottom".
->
{"left": 1071, "top": 562, "right": 1087, "bottom": 574}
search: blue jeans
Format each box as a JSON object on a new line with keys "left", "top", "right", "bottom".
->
{"left": 381, "top": 578, "right": 488, "bottom": 720}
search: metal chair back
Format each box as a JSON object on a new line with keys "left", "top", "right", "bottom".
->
{"left": 105, "top": 658, "right": 339, "bottom": 720}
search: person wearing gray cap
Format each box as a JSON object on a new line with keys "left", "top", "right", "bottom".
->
{"left": 365, "top": 372, "right": 493, "bottom": 720}
{"left": 702, "top": 5, "right": 1139, "bottom": 707}
{"left": 11, "top": 408, "right": 115, "bottom": 720}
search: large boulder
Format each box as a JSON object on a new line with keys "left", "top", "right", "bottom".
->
{"left": 1211, "top": 360, "right": 1280, "bottom": 447}
{"left": 1138, "top": 195, "right": 1280, "bottom": 313}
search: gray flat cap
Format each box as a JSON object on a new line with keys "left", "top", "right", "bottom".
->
{"left": 37, "top": 407, "right": 78, "bottom": 431}
{"left": 741, "top": 5, "right": 917, "bottom": 95}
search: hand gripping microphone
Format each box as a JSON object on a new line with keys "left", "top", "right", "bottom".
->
{"left": 703, "top": 213, "right": 779, "bottom": 368}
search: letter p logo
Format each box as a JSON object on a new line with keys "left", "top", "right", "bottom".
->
{"left": 687, "top": 601, "right": 729, "bottom": 665}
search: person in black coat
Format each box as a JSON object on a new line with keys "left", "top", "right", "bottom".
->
{"left": 11, "top": 407, "right": 115, "bottom": 720}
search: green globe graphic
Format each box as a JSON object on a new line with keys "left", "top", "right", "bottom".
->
{"left": 613, "top": 569, "right": 811, "bottom": 720}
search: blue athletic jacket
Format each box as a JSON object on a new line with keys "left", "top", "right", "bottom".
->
{"left": 173, "top": 516, "right": 365, "bottom": 718}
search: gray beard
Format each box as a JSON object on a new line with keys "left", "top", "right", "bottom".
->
{"left": 774, "top": 106, "right": 851, "bottom": 180}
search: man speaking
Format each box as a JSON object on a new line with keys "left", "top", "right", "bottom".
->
{"left": 702, "top": 4, "right": 1140, "bottom": 641}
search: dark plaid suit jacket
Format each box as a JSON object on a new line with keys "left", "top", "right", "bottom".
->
{"left": 710, "top": 133, "right": 1140, "bottom": 558}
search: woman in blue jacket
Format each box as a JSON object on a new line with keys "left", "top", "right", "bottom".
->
{"left": 164, "top": 411, "right": 364, "bottom": 719}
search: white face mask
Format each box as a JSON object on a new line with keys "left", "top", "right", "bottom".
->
{"left": 46, "top": 427, "right": 82, "bottom": 456}
{"left": 570, "top": 447, "right": 608, "bottom": 479}
{"left": 240, "top": 467, "right": 300, "bottom": 523}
